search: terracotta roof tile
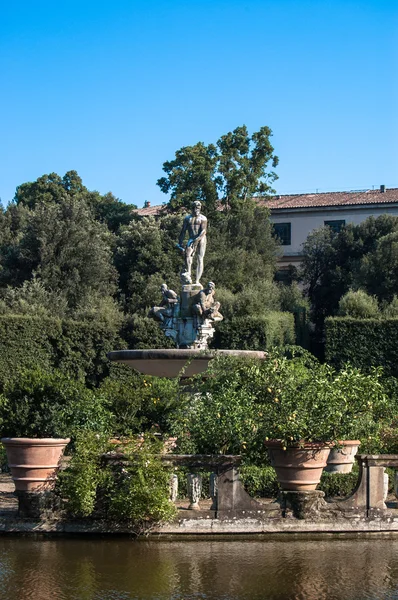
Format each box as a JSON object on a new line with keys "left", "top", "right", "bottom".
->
{"left": 135, "top": 188, "right": 398, "bottom": 216}
{"left": 135, "top": 204, "right": 168, "bottom": 217}
{"left": 259, "top": 188, "right": 398, "bottom": 210}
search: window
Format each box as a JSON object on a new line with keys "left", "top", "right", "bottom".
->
{"left": 324, "top": 219, "right": 345, "bottom": 233}
{"left": 273, "top": 222, "right": 291, "bottom": 245}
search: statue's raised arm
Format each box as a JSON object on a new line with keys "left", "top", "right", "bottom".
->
{"left": 177, "top": 201, "right": 207, "bottom": 285}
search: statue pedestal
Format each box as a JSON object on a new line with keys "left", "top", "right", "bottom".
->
{"left": 169, "top": 317, "right": 214, "bottom": 350}
{"left": 181, "top": 284, "right": 202, "bottom": 318}
{"left": 150, "top": 281, "right": 221, "bottom": 350}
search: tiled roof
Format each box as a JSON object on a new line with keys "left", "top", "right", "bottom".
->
{"left": 259, "top": 188, "right": 398, "bottom": 210}
{"left": 135, "top": 204, "right": 168, "bottom": 217}
{"left": 135, "top": 188, "right": 398, "bottom": 216}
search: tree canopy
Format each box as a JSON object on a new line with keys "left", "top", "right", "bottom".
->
{"left": 301, "top": 214, "right": 398, "bottom": 342}
{"left": 157, "top": 125, "right": 279, "bottom": 216}
{"left": 0, "top": 136, "right": 298, "bottom": 352}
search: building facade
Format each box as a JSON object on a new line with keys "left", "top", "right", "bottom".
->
{"left": 136, "top": 187, "right": 398, "bottom": 271}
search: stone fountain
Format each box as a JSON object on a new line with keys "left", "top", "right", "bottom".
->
{"left": 107, "top": 200, "right": 265, "bottom": 377}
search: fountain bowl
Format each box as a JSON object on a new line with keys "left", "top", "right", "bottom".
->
{"left": 107, "top": 349, "right": 266, "bottom": 378}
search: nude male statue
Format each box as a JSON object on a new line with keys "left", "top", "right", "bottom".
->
{"left": 176, "top": 201, "right": 207, "bottom": 285}
{"left": 192, "top": 281, "right": 223, "bottom": 321}
{"left": 148, "top": 283, "right": 178, "bottom": 323}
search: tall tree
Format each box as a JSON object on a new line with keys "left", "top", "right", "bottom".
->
{"left": 300, "top": 215, "right": 398, "bottom": 349}
{"left": 157, "top": 125, "right": 278, "bottom": 215}
{"left": 14, "top": 170, "right": 137, "bottom": 233}
{"left": 1, "top": 171, "right": 121, "bottom": 314}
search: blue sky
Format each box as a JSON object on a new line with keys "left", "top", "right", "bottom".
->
{"left": 1, "top": 0, "right": 397, "bottom": 207}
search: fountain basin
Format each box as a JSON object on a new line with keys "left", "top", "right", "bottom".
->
{"left": 107, "top": 349, "right": 266, "bottom": 378}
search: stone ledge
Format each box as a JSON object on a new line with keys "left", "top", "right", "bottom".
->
{"left": 1, "top": 515, "right": 398, "bottom": 536}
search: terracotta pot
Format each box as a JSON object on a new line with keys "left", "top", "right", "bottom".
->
{"left": 265, "top": 440, "right": 331, "bottom": 491}
{"left": 1, "top": 437, "right": 70, "bottom": 492}
{"left": 324, "top": 440, "right": 360, "bottom": 474}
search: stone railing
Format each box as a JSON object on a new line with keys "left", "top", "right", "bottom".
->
{"left": 336, "top": 454, "right": 398, "bottom": 517}
{"left": 161, "top": 453, "right": 398, "bottom": 520}
{"left": 161, "top": 454, "right": 276, "bottom": 518}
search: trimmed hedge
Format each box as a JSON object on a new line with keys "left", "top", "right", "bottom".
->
{"left": 0, "top": 315, "right": 124, "bottom": 387}
{"left": 325, "top": 317, "right": 398, "bottom": 375}
{"left": 212, "top": 311, "right": 295, "bottom": 350}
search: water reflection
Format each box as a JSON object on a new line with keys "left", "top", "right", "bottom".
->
{"left": 1, "top": 537, "right": 398, "bottom": 599}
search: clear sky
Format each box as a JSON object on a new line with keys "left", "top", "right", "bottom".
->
{"left": 1, "top": 0, "right": 397, "bottom": 207}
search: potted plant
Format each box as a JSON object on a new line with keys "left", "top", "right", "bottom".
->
{"left": 324, "top": 440, "right": 361, "bottom": 474}
{"left": 0, "top": 368, "right": 111, "bottom": 492}
{"left": 257, "top": 355, "right": 387, "bottom": 490}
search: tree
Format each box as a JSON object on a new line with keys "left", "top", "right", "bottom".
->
{"left": 359, "top": 231, "right": 398, "bottom": 302}
{"left": 204, "top": 203, "right": 279, "bottom": 291}
{"left": 0, "top": 172, "right": 119, "bottom": 315}
{"left": 157, "top": 125, "right": 278, "bottom": 216}
{"left": 14, "top": 170, "right": 137, "bottom": 233}
{"left": 14, "top": 171, "right": 84, "bottom": 209}
{"left": 300, "top": 215, "right": 398, "bottom": 351}
{"left": 114, "top": 214, "right": 182, "bottom": 314}
{"left": 25, "top": 197, "right": 117, "bottom": 311}
{"left": 301, "top": 215, "right": 398, "bottom": 319}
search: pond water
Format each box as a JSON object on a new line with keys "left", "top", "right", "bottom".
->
{"left": 1, "top": 537, "right": 398, "bottom": 599}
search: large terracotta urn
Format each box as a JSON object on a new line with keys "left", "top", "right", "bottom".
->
{"left": 265, "top": 440, "right": 330, "bottom": 491}
{"left": 324, "top": 440, "right": 360, "bottom": 474}
{"left": 1, "top": 438, "right": 70, "bottom": 492}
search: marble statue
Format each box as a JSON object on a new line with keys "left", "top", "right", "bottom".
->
{"left": 148, "top": 208, "right": 223, "bottom": 349}
{"left": 192, "top": 282, "right": 223, "bottom": 322}
{"left": 176, "top": 201, "right": 207, "bottom": 285}
{"left": 148, "top": 283, "right": 178, "bottom": 323}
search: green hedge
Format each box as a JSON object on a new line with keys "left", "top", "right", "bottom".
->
{"left": 0, "top": 315, "right": 124, "bottom": 387}
{"left": 212, "top": 312, "right": 295, "bottom": 350}
{"left": 325, "top": 317, "right": 398, "bottom": 375}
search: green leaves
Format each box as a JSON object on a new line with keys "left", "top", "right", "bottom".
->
{"left": 59, "top": 433, "right": 177, "bottom": 529}
{"left": 157, "top": 124, "right": 278, "bottom": 216}
{"left": 0, "top": 368, "right": 112, "bottom": 438}
{"left": 175, "top": 353, "right": 388, "bottom": 457}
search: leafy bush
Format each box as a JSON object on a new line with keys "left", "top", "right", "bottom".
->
{"left": 257, "top": 357, "right": 387, "bottom": 448}
{"left": 240, "top": 465, "right": 279, "bottom": 498}
{"left": 174, "top": 353, "right": 388, "bottom": 460}
{"left": 120, "top": 314, "right": 175, "bottom": 350}
{"left": 0, "top": 369, "right": 112, "bottom": 438}
{"left": 213, "top": 312, "right": 295, "bottom": 350}
{"left": 278, "top": 282, "right": 309, "bottom": 314}
{"left": 59, "top": 433, "right": 176, "bottom": 532}
{"left": 338, "top": 290, "right": 379, "bottom": 319}
{"left": 99, "top": 370, "right": 181, "bottom": 437}
{"left": 58, "top": 431, "right": 109, "bottom": 516}
{"left": 383, "top": 296, "right": 398, "bottom": 318}
{"left": 325, "top": 317, "right": 398, "bottom": 376}
{"left": 215, "top": 280, "right": 281, "bottom": 320}
{"left": 318, "top": 468, "right": 359, "bottom": 498}
{"left": 0, "top": 314, "right": 123, "bottom": 388}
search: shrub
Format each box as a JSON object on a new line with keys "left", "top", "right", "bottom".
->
{"left": 0, "top": 368, "right": 112, "bottom": 438}
{"left": 213, "top": 312, "right": 295, "bottom": 350}
{"left": 338, "top": 290, "right": 379, "bottom": 319}
{"left": 99, "top": 371, "right": 181, "bottom": 437}
{"left": 0, "top": 314, "right": 123, "bottom": 388}
{"left": 383, "top": 296, "right": 398, "bottom": 318}
{"left": 175, "top": 353, "right": 388, "bottom": 460}
{"left": 121, "top": 315, "right": 175, "bottom": 350}
{"left": 240, "top": 465, "right": 279, "bottom": 498}
{"left": 59, "top": 433, "right": 177, "bottom": 532}
{"left": 318, "top": 468, "right": 359, "bottom": 498}
{"left": 325, "top": 317, "right": 398, "bottom": 376}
